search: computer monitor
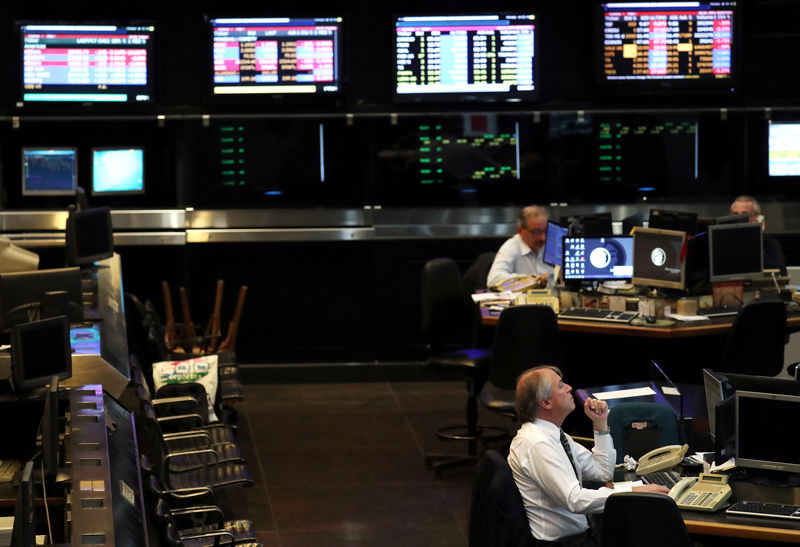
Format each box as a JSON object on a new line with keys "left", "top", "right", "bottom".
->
{"left": 91, "top": 147, "right": 144, "bottom": 195}
{"left": 648, "top": 209, "right": 698, "bottom": 236}
{"left": 736, "top": 391, "right": 800, "bottom": 474}
{"left": 563, "top": 236, "right": 633, "bottom": 281}
{"left": 41, "top": 377, "right": 61, "bottom": 483}
{"left": 543, "top": 221, "right": 569, "bottom": 268}
{"left": 0, "top": 267, "right": 82, "bottom": 331}
{"left": 65, "top": 206, "right": 114, "bottom": 266}
{"left": 21, "top": 148, "right": 78, "bottom": 196}
{"left": 563, "top": 212, "right": 613, "bottom": 237}
{"left": 209, "top": 17, "right": 343, "bottom": 96}
{"left": 632, "top": 227, "right": 687, "bottom": 290}
{"left": 596, "top": 1, "right": 738, "bottom": 93}
{"left": 11, "top": 460, "right": 35, "bottom": 547}
{"left": 708, "top": 223, "right": 763, "bottom": 283}
{"left": 714, "top": 213, "right": 750, "bottom": 225}
{"left": 19, "top": 23, "right": 155, "bottom": 104}
{"left": 11, "top": 316, "right": 72, "bottom": 393}
{"left": 769, "top": 121, "right": 800, "bottom": 176}
{"left": 394, "top": 14, "right": 538, "bottom": 102}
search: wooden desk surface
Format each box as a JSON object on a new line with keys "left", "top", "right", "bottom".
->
{"left": 683, "top": 509, "right": 800, "bottom": 543}
{"left": 480, "top": 307, "right": 800, "bottom": 339}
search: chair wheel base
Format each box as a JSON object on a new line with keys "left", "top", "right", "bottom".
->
{"left": 425, "top": 454, "right": 478, "bottom": 477}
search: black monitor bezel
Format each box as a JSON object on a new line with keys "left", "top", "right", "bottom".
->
{"left": 65, "top": 206, "right": 115, "bottom": 266}
{"left": 543, "top": 220, "right": 568, "bottom": 267}
{"left": 10, "top": 315, "right": 72, "bottom": 393}
{"left": 735, "top": 390, "right": 800, "bottom": 474}
{"left": 647, "top": 208, "right": 699, "bottom": 235}
{"left": 90, "top": 146, "right": 145, "bottom": 196}
{"left": 392, "top": 12, "right": 539, "bottom": 104}
{"left": 21, "top": 147, "right": 78, "bottom": 196}
{"left": 0, "top": 267, "right": 83, "bottom": 331}
{"left": 707, "top": 222, "right": 763, "bottom": 283}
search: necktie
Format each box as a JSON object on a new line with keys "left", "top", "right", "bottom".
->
{"left": 560, "top": 429, "right": 594, "bottom": 533}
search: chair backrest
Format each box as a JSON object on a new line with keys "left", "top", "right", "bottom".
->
{"left": 421, "top": 258, "right": 476, "bottom": 354}
{"left": 720, "top": 300, "right": 787, "bottom": 376}
{"left": 490, "top": 305, "right": 562, "bottom": 390}
{"left": 601, "top": 492, "right": 691, "bottom": 547}
{"left": 462, "top": 251, "right": 497, "bottom": 295}
{"left": 469, "top": 449, "right": 534, "bottom": 547}
{"left": 607, "top": 402, "right": 685, "bottom": 464}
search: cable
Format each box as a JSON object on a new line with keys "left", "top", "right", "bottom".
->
{"left": 40, "top": 454, "right": 53, "bottom": 544}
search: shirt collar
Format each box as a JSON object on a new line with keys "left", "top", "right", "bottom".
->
{"left": 515, "top": 233, "right": 539, "bottom": 257}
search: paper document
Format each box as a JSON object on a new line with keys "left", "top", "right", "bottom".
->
{"left": 665, "top": 313, "right": 710, "bottom": 322}
{"left": 661, "top": 385, "right": 681, "bottom": 396}
{"left": 592, "top": 386, "right": 656, "bottom": 400}
{"left": 710, "top": 458, "right": 736, "bottom": 472}
{"left": 471, "top": 291, "right": 515, "bottom": 302}
{"left": 613, "top": 480, "right": 643, "bottom": 490}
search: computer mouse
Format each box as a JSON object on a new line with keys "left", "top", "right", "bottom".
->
{"left": 646, "top": 316, "right": 657, "bottom": 324}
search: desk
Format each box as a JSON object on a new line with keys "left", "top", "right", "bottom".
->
{"left": 683, "top": 510, "right": 800, "bottom": 543}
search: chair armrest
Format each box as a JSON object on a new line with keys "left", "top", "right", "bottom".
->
{"left": 163, "top": 448, "right": 219, "bottom": 467}
{"left": 156, "top": 413, "right": 206, "bottom": 430}
{"left": 178, "top": 528, "right": 235, "bottom": 546}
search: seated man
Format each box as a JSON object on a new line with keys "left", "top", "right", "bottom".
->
{"left": 730, "top": 195, "right": 787, "bottom": 275}
{"left": 508, "top": 366, "right": 668, "bottom": 546}
{"left": 486, "top": 205, "right": 554, "bottom": 289}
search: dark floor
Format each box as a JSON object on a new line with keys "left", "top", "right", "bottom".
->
{"left": 212, "top": 381, "right": 516, "bottom": 546}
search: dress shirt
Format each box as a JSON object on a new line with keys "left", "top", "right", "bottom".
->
{"left": 508, "top": 419, "right": 627, "bottom": 543}
{"left": 486, "top": 234, "right": 555, "bottom": 288}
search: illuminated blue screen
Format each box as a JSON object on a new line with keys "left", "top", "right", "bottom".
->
{"left": 22, "top": 148, "right": 78, "bottom": 196}
{"left": 92, "top": 148, "right": 144, "bottom": 194}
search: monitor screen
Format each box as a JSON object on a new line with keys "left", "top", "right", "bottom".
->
{"left": 562, "top": 212, "right": 614, "bottom": 237}
{"left": 632, "top": 227, "right": 687, "bottom": 290}
{"left": 11, "top": 316, "right": 72, "bottom": 393}
{"left": 0, "top": 267, "right": 82, "bottom": 331}
{"left": 91, "top": 147, "right": 144, "bottom": 195}
{"left": 563, "top": 236, "right": 634, "bottom": 281}
{"left": 21, "top": 148, "right": 77, "bottom": 196}
{"left": 708, "top": 222, "right": 763, "bottom": 283}
{"left": 19, "top": 23, "right": 155, "bottom": 104}
{"left": 394, "top": 14, "right": 537, "bottom": 102}
{"left": 544, "top": 221, "right": 569, "bottom": 267}
{"left": 736, "top": 391, "right": 800, "bottom": 473}
{"left": 648, "top": 209, "right": 698, "bottom": 235}
{"left": 768, "top": 121, "right": 800, "bottom": 176}
{"left": 66, "top": 207, "right": 114, "bottom": 266}
{"left": 598, "top": 1, "right": 737, "bottom": 91}
{"left": 210, "top": 17, "right": 342, "bottom": 96}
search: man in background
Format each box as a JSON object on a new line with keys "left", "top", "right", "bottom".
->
{"left": 486, "top": 205, "right": 554, "bottom": 289}
{"left": 730, "top": 195, "right": 786, "bottom": 275}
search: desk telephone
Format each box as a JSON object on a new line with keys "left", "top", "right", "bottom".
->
{"left": 635, "top": 444, "right": 688, "bottom": 476}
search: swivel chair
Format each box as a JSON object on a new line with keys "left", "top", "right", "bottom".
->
{"left": 462, "top": 252, "right": 497, "bottom": 296}
{"left": 469, "top": 449, "right": 534, "bottom": 547}
{"left": 602, "top": 492, "right": 691, "bottom": 547}
{"left": 607, "top": 402, "right": 685, "bottom": 464}
{"left": 719, "top": 300, "right": 787, "bottom": 376}
{"left": 479, "top": 305, "right": 562, "bottom": 421}
{"left": 421, "top": 258, "right": 506, "bottom": 476}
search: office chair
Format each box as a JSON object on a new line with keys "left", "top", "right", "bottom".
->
{"left": 719, "top": 300, "right": 787, "bottom": 376}
{"left": 462, "top": 251, "right": 497, "bottom": 295}
{"left": 421, "top": 258, "right": 506, "bottom": 476}
{"left": 469, "top": 449, "right": 534, "bottom": 547}
{"left": 607, "top": 402, "right": 685, "bottom": 464}
{"left": 601, "top": 492, "right": 691, "bottom": 547}
{"left": 479, "top": 305, "right": 562, "bottom": 421}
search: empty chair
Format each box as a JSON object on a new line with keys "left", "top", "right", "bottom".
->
{"left": 607, "top": 402, "right": 685, "bottom": 464}
{"left": 462, "top": 251, "right": 497, "bottom": 295}
{"left": 469, "top": 449, "right": 534, "bottom": 547}
{"left": 719, "top": 300, "right": 787, "bottom": 376}
{"left": 602, "top": 492, "right": 691, "bottom": 547}
{"left": 480, "top": 305, "right": 562, "bottom": 421}
{"left": 421, "top": 258, "right": 506, "bottom": 475}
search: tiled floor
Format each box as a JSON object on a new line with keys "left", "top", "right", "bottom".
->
{"left": 213, "top": 381, "right": 518, "bottom": 546}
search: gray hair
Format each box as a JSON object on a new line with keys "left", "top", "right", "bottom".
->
{"left": 731, "top": 195, "right": 761, "bottom": 216}
{"left": 515, "top": 365, "right": 563, "bottom": 423}
{"left": 517, "top": 205, "right": 550, "bottom": 229}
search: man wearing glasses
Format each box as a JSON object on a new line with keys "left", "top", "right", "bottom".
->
{"left": 487, "top": 205, "right": 554, "bottom": 289}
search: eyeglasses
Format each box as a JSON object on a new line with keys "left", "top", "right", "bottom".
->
{"left": 522, "top": 227, "right": 547, "bottom": 237}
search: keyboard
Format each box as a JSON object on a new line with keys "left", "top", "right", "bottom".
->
{"left": 726, "top": 500, "right": 800, "bottom": 520}
{"left": 697, "top": 306, "right": 740, "bottom": 318}
{"left": 558, "top": 308, "right": 639, "bottom": 323}
{"left": 642, "top": 470, "right": 682, "bottom": 489}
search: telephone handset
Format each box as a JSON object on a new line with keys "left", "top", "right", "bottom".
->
{"left": 635, "top": 444, "right": 689, "bottom": 475}
{"left": 669, "top": 473, "right": 732, "bottom": 512}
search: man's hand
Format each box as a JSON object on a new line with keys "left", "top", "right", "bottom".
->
{"left": 633, "top": 484, "right": 670, "bottom": 494}
{"left": 584, "top": 397, "right": 609, "bottom": 431}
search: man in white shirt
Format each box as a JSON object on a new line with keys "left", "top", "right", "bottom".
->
{"left": 508, "top": 366, "right": 668, "bottom": 546}
{"left": 486, "top": 205, "right": 555, "bottom": 289}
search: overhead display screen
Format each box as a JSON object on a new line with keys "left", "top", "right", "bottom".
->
{"left": 768, "top": 122, "right": 800, "bottom": 176}
{"left": 210, "top": 17, "right": 342, "bottom": 95}
{"left": 20, "top": 24, "right": 155, "bottom": 103}
{"left": 599, "top": 2, "right": 736, "bottom": 87}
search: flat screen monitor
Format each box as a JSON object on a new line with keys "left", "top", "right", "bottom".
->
{"left": 632, "top": 227, "right": 687, "bottom": 290}
{"left": 563, "top": 212, "right": 614, "bottom": 237}
{"left": 708, "top": 222, "right": 763, "bottom": 283}
{"left": 563, "top": 235, "right": 633, "bottom": 281}
{"left": 11, "top": 316, "right": 72, "bottom": 393}
{"left": 769, "top": 121, "right": 800, "bottom": 176}
{"left": 648, "top": 209, "right": 698, "bottom": 235}
{"left": 11, "top": 460, "right": 35, "bottom": 547}
{"left": 65, "top": 206, "right": 114, "bottom": 266}
{"left": 42, "top": 378, "right": 61, "bottom": 482}
{"left": 0, "top": 267, "right": 82, "bottom": 331}
{"left": 394, "top": 14, "right": 538, "bottom": 102}
{"left": 597, "top": 1, "right": 738, "bottom": 92}
{"left": 736, "top": 390, "right": 800, "bottom": 473}
{"left": 21, "top": 147, "right": 77, "bottom": 196}
{"left": 543, "top": 221, "right": 569, "bottom": 267}
{"left": 19, "top": 23, "right": 155, "bottom": 104}
{"left": 209, "top": 17, "right": 343, "bottom": 96}
{"left": 91, "top": 147, "right": 144, "bottom": 195}
{"left": 714, "top": 212, "right": 749, "bottom": 225}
